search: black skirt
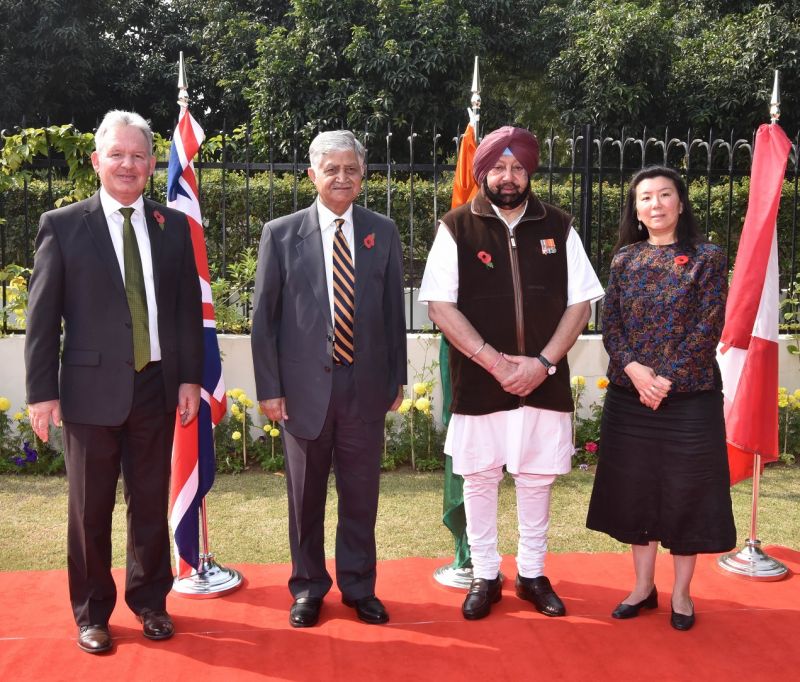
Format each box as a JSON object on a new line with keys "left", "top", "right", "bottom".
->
{"left": 586, "top": 383, "right": 736, "bottom": 555}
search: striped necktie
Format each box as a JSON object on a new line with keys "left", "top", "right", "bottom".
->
{"left": 332, "top": 218, "right": 355, "bottom": 365}
{"left": 120, "top": 207, "right": 151, "bottom": 372}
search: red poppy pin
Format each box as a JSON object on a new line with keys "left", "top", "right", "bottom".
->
{"left": 153, "top": 210, "right": 166, "bottom": 230}
{"left": 477, "top": 250, "right": 494, "bottom": 269}
{"left": 363, "top": 233, "right": 375, "bottom": 249}
{"left": 674, "top": 255, "right": 689, "bottom": 266}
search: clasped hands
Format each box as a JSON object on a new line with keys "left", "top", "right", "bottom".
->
{"left": 625, "top": 361, "right": 672, "bottom": 410}
{"left": 491, "top": 353, "right": 547, "bottom": 397}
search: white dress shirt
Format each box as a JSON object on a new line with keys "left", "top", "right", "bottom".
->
{"left": 316, "top": 198, "right": 356, "bottom": 323}
{"left": 98, "top": 187, "right": 161, "bottom": 362}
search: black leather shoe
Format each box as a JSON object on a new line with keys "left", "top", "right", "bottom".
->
{"left": 515, "top": 575, "right": 566, "bottom": 617}
{"left": 611, "top": 586, "right": 658, "bottom": 619}
{"left": 671, "top": 598, "right": 695, "bottom": 631}
{"left": 342, "top": 595, "right": 389, "bottom": 624}
{"left": 77, "top": 624, "right": 112, "bottom": 654}
{"left": 137, "top": 609, "right": 174, "bottom": 640}
{"left": 290, "top": 597, "right": 323, "bottom": 628}
{"left": 462, "top": 576, "right": 502, "bottom": 620}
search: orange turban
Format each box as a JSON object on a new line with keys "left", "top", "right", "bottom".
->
{"left": 472, "top": 126, "right": 539, "bottom": 185}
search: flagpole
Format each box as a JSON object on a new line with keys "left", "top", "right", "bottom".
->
{"left": 171, "top": 51, "right": 243, "bottom": 597}
{"left": 717, "top": 70, "right": 788, "bottom": 581}
{"left": 433, "top": 57, "right": 486, "bottom": 589}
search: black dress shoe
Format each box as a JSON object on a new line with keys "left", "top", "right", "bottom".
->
{"left": 611, "top": 586, "right": 658, "bottom": 619}
{"left": 671, "top": 598, "right": 695, "bottom": 631}
{"left": 515, "top": 575, "right": 566, "bottom": 617}
{"left": 462, "top": 576, "right": 502, "bottom": 620}
{"left": 290, "top": 597, "right": 323, "bottom": 628}
{"left": 137, "top": 609, "right": 175, "bottom": 640}
{"left": 77, "top": 624, "right": 112, "bottom": 654}
{"left": 342, "top": 594, "right": 389, "bottom": 624}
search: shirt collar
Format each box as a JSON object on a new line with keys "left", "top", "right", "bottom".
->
{"left": 490, "top": 200, "right": 528, "bottom": 230}
{"left": 99, "top": 187, "right": 145, "bottom": 220}
{"left": 316, "top": 197, "right": 354, "bottom": 232}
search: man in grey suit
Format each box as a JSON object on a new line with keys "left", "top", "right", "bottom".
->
{"left": 25, "top": 110, "right": 203, "bottom": 653}
{"left": 251, "top": 130, "right": 407, "bottom": 627}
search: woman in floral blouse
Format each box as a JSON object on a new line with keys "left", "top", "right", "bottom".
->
{"left": 586, "top": 166, "right": 736, "bottom": 632}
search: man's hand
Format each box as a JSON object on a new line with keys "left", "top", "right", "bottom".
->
{"left": 390, "top": 385, "right": 404, "bottom": 412}
{"left": 624, "top": 362, "right": 672, "bottom": 411}
{"left": 178, "top": 383, "right": 201, "bottom": 426}
{"left": 498, "top": 354, "right": 548, "bottom": 397}
{"left": 28, "top": 399, "right": 62, "bottom": 442}
{"left": 260, "top": 397, "right": 288, "bottom": 422}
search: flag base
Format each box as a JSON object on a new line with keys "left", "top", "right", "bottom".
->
{"left": 717, "top": 539, "right": 788, "bottom": 581}
{"left": 432, "top": 562, "right": 505, "bottom": 590}
{"left": 172, "top": 553, "right": 244, "bottom": 598}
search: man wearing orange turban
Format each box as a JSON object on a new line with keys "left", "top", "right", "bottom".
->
{"left": 419, "top": 126, "right": 604, "bottom": 621}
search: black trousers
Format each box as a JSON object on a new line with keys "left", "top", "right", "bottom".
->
{"left": 62, "top": 362, "right": 174, "bottom": 626}
{"left": 281, "top": 363, "right": 385, "bottom": 601}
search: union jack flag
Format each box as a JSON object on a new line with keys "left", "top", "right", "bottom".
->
{"left": 167, "top": 106, "right": 227, "bottom": 578}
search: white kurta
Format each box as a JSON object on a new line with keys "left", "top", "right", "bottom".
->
{"left": 418, "top": 207, "right": 604, "bottom": 476}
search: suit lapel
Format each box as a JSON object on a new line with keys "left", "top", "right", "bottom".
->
{"left": 352, "top": 205, "right": 376, "bottom": 315}
{"left": 296, "top": 206, "right": 332, "bottom": 325}
{"left": 142, "top": 198, "right": 163, "bottom": 297}
{"left": 83, "top": 193, "right": 125, "bottom": 294}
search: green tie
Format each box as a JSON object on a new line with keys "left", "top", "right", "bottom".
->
{"left": 120, "top": 207, "right": 150, "bottom": 372}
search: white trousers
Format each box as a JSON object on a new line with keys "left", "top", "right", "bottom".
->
{"left": 462, "top": 466, "right": 556, "bottom": 580}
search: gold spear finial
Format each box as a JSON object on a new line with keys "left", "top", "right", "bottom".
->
{"left": 177, "top": 51, "right": 189, "bottom": 109}
{"left": 770, "top": 69, "right": 780, "bottom": 124}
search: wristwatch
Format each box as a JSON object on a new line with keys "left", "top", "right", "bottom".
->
{"left": 537, "top": 354, "right": 557, "bottom": 376}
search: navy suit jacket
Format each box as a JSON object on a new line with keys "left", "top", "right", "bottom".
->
{"left": 25, "top": 192, "right": 203, "bottom": 425}
{"left": 251, "top": 202, "right": 407, "bottom": 440}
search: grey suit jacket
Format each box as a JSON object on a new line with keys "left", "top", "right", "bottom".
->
{"left": 25, "top": 192, "right": 204, "bottom": 425}
{"left": 251, "top": 202, "right": 407, "bottom": 440}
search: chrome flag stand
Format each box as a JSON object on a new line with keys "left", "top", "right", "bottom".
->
{"left": 173, "top": 499, "right": 243, "bottom": 598}
{"left": 718, "top": 71, "right": 788, "bottom": 582}
{"left": 169, "top": 51, "right": 243, "bottom": 598}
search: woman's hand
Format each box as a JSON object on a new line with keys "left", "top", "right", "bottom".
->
{"left": 624, "top": 361, "right": 672, "bottom": 410}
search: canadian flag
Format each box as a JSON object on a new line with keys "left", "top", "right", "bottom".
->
{"left": 717, "top": 123, "right": 791, "bottom": 485}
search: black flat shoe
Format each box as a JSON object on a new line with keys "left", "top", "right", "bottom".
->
{"left": 670, "top": 598, "right": 695, "bottom": 631}
{"left": 611, "top": 586, "right": 658, "bottom": 619}
{"left": 290, "top": 597, "right": 323, "bottom": 628}
{"left": 462, "top": 576, "right": 503, "bottom": 620}
{"left": 515, "top": 575, "right": 566, "bottom": 617}
{"left": 342, "top": 594, "right": 389, "bottom": 625}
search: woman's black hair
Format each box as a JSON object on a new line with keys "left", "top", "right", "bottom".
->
{"left": 614, "top": 165, "right": 705, "bottom": 255}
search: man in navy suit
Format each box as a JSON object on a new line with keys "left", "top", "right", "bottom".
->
{"left": 251, "top": 130, "right": 407, "bottom": 627}
{"left": 25, "top": 110, "right": 203, "bottom": 653}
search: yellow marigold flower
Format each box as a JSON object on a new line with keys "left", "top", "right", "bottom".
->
{"left": 238, "top": 413, "right": 246, "bottom": 422}
{"left": 13, "top": 411, "right": 24, "bottom": 421}
{"left": 413, "top": 382, "right": 428, "bottom": 396}
{"left": 596, "top": 377, "right": 609, "bottom": 390}
{"left": 230, "top": 404, "right": 241, "bottom": 417}
{"left": 242, "top": 398, "right": 254, "bottom": 408}
{"left": 0, "top": 396, "right": 11, "bottom": 411}
{"left": 397, "top": 398, "right": 413, "bottom": 414}
{"left": 232, "top": 431, "right": 242, "bottom": 441}
{"left": 231, "top": 388, "right": 244, "bottom": 400}
{"left": 263, "top": 424, "right": 271, "bottom": 432}
{"left": 793, "top": 389, "right": 800, "bottom": 400}
{"left": 778, "top": 387, "right": 788, "bottom": 395}
{"left": 570, "top": 375, "right": 586, "bottom": 387}
{"left": 778, "top": 397, "right": 789, "bottom": 408}
{"left": 415, "top": 397, "right": 431, "bottom": 413}
{"left": 270, "top": 428, "right": 280, "bottom": 438}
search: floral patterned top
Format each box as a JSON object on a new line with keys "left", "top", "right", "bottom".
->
{"left": 602, "top": 240, "right": 727, "bottom": 393}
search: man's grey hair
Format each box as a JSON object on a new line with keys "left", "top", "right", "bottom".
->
{"left": 95, "top": 110, "right": 154, "bottom": 154}
{"left": 308, "top": 130, "right": 366, "bottom": 171}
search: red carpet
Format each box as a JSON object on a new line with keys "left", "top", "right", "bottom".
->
{"left": 2, "top": 549, "right": 799, "bottom": 681}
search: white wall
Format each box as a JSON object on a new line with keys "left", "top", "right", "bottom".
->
{"left": 4, "top": 334, "right": 800, "bottom": 425}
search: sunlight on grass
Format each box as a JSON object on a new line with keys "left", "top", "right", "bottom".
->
{"left": 1, "top": 466, "right": 797, "bottom": 572}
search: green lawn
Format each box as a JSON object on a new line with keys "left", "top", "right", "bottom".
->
{"left": 1, "top": 466, "right": 797, "bottom": 572}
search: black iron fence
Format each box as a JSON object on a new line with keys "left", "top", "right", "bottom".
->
{"left": 2, "top": 122, "right": 799, "bottom": 333}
